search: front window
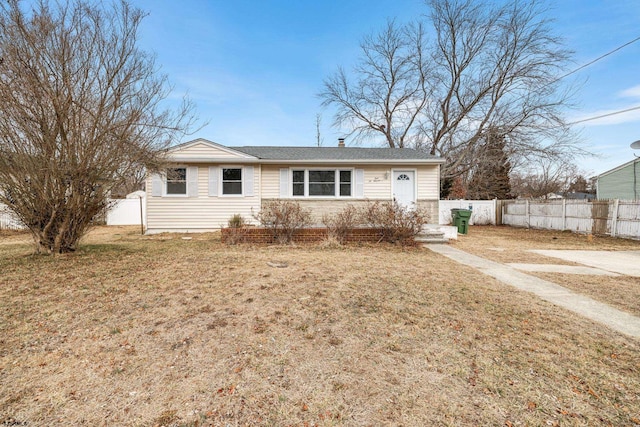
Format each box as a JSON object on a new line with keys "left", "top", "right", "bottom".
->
{"left": 166, "top": 167, "right": 187, "bottom": 195}
{"left": 292, "top": 169, "right": 352, "bottom": 197}
{"left": 309, "top": 170, "right": 336, "bottom": 196}
{"left": 293, "top": 170, "right": 305, "bottom": 196}
{"left": 340, "top": 170, "right": 352, "bottom": 196}
{"left": 222, "top": 168, "right": 242, "bottom": 195}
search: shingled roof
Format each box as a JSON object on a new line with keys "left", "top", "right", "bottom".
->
{"left": 231, "top": 146, "right": 441, "bottom": 161}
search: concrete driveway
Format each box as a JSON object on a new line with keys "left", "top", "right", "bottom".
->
{"left": 530, "top": 250, "right": 640, "bottom": 277}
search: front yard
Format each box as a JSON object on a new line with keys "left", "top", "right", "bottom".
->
{"left": 0, "top": 226, "right": 638, "bottom": 426}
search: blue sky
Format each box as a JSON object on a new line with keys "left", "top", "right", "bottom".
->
{"left": 131, "top": 0, "right": 640, "bottom": 176}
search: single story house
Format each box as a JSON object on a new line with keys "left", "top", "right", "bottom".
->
{"left": 595, "top": 158, "right": 639, "bottom": 200}
{"left": 145, "top": 138, "right": 444, "bottom": 233}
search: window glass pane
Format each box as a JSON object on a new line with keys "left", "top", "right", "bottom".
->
{"left": 293, "top": 170, "right": 305, "bottom": 183}
{"left": 309, "top": 183, "right": 335, "bottom": 196}
{"left": 166, "top": 168, "right": 187, "bottom": 194}
{"left": 167, "top": 168, "right": 186, "bottom": 181}
{"left": 223, "top": 182, "right": 242, "bottom": 195}
{"left": 223, "top": 168, "right": 242, "bottom": 181}
{"left": 309, "top": 170, "right": 335, "bottom": 183}
{"left": 167, "top": 182, "right": 186, "bottom": 195}
{"left": 222, "top": 168, "right": 242, "bottom": 195}
{"left": 340, "top": 170, "right": 351, "bottom": 183}
{"left": 340, "top": 183, "right": 351, "bottom": 196}
{"left": 293, "top": 183, "right": 304, "bottom": 196}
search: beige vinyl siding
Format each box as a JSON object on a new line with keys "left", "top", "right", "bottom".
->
{"left": 363, "top": 168, "right": 391, "bottom": 198}
{"left": 261, "top": 164, "right": 439, "bottom": 200}
{"left": 146, "top": 165, "right": 260, "bottom": 231}
{"left": 170, "top": 142, "right": 249, "bottom": 160}
{"left": 417, "top": 165, "right": 439, "bottom": 199}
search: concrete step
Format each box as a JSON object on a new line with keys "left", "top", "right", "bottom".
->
{"left": 415, "top": 231, "right": 448, "bottom": 244}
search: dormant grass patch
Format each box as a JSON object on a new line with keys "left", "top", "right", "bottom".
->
{"left": 455, "top": 225, "right": 640, "bottom": 317}
{"left": 0, "top": 226, "right": 638, "bottom": 426}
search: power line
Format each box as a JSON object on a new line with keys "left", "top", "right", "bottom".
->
{"left": 550, "top": 35, "right": 640, "bottom": 85}
{"left": 567, "top": 104, "right": 640, "bottom": 126}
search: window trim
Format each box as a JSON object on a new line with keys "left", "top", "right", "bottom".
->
{"left": 220, "top": 166, "right": 244, "bottom": 197}
{"left": 164, "top": 166, "right": 188, "bottom": 197}
{"left": 289, "top": 168, "right": 354, "bottom": 198}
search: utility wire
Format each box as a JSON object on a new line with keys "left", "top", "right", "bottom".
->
{"left": 567, "top": 104, "right": 640, "bottom": 126}
{"left": 550, "top": 35, "right": 640, "bottom": 85}
{"left": 545, "top": 35, "right": 640, "bottom": 127}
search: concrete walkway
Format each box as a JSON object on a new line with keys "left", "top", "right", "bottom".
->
{"left": 531, "top": 250, "right": 640, "bottom": 277}
{"left": 426, "top": 244, "right": 640, "bottom": 338}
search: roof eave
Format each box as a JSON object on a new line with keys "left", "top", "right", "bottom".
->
{"left": 166, "top": 156, "right": 445, "bottom": 165}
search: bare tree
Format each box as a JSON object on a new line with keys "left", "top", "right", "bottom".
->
{"left": 510, "top": 158, "right": 581, "bottom": 199}
{"left": 320, "top": 0, "right": 584, "bottom": 180}
{"left": 320, "top": 20, "right": 429, "bottom": 148}
{"left": 0, "top": 0, "right": 197, "bottom": 253}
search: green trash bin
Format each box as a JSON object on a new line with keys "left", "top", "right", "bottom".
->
{"left": 451, "top": 208, "right": 471, "bottom": 234}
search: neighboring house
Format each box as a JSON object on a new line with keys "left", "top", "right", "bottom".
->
{"left": 595, "top": 158, "right": 640, "bottom": 200}
{"left": 145, "top": 138, "right": 444, "bottom": 233}
{"left": 564, "top": 191, "right": 595, "bottom": 201}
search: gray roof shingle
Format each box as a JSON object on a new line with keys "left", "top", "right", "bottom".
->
{"left": 231, "top": 146, "right": 440, "bottom": 161}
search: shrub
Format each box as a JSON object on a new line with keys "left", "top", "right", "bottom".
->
{"left": 252, "top": 201, "right": 312, "bottom": 244}
{"left": 224, "top": 214, "right": 247, "bottom": 245}
{"left": 227, "top": 214, "right": 246, "bottom": 228}
{"left": 361, "top": 200, "right": 429, "bottom": 245}
{"left": 322, "top": 204, "right": 360, "bottom": 244}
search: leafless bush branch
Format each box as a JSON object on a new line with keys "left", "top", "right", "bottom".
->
{"left": 252, "top": 201, "right": 312, "bottom": 244}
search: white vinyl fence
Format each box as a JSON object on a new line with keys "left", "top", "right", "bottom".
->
{"left": 502, "top": 199, "right": 640, "bottom": 239}
{"left": 0, "top": 204, "right": 23, "bottom": 230}
{"left": 439, "top": 199, "right": 500, "bottom": 225}
{"left": 0, "top": 197, "right": 146, "bottom": 230}
{"left": 106, "top": 197, "right": 146, "bottom": 226}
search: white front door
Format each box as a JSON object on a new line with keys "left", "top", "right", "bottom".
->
{"left": 393, "top": 170, "right": 415, "bottom": 209}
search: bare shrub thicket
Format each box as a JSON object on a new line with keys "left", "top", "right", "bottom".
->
{"left": 321, "top": 205, "right": 360, "bottom": 244}
{"left": 252, "top": 201, "right": 311, "bottom": 244}
{"left": 362, "top": 200, "right": 429, "bottom": 245}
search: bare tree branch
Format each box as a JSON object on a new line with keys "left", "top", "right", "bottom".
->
{"left": 320, "top": 0, "right": 587, "bottom": 187}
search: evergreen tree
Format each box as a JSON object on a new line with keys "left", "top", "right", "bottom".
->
{"left": 467, "top": 130, "right": 512, "bottom": 199}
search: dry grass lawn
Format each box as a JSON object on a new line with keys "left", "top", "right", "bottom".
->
{"left": 455, "top": 226, "right": 640, "bottom": 318}
{"left": 1, "top": 226, "right": 639, "bottom": 426}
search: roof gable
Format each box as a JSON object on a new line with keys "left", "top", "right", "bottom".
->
{"left": 168, "top": 139, "right": 256, "bottom": 161}
{"left": 597, "top": 158, "right": 639, "bottom": 178}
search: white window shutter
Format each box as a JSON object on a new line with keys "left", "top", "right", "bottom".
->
{"left": 187, "top": 166, "right": 198, "bottom": 197}
{"left": 279, "top": 168, "right": 289, "bottom": 198}
{"left": 355, "top": 169, "right": 364, "bottom": 198}
{"left": 151, "top": 174, "right": 163, "bottom": 197}
{"left": 244, "top": 166, "right": 254, "bottom": 197}
{"left": 208, "top": 166, "right": 219, "bottom": 196}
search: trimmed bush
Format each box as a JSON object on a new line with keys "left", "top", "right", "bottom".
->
{"left": 224, "top": 214, "right": 247, "bottom": 245}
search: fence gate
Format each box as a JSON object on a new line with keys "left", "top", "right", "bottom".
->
{"left": 591, "top": 201, "right": 609, "bottom": 235}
